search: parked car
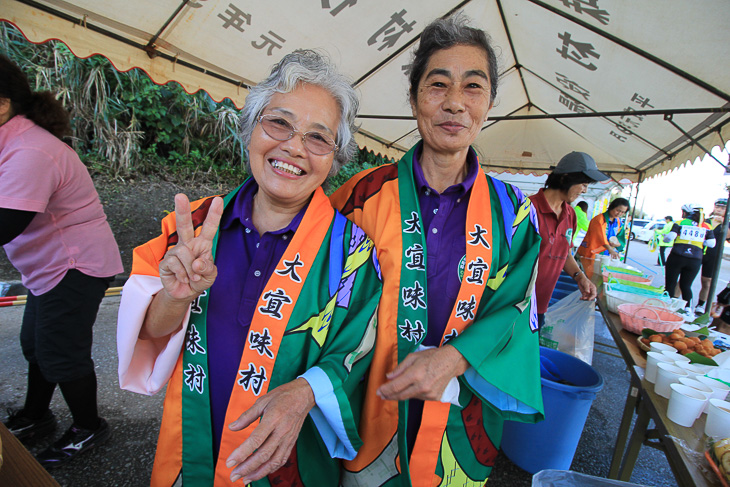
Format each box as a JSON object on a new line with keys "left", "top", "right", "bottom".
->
{"left": 627, "top": 219, "right": 651, "bottom": 241}
{"left": 634, "top": 220, "right": 668, "bottom": 242}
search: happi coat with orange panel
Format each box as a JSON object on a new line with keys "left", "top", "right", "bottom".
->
{"left": 117, "top": 182, "right": 382, "bottom": 486}
{"left": 330, "top": 145, "right": 544, "bottom": 487}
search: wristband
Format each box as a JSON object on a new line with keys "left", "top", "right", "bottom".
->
{"left": 572, "top": 270, "right": 583, "bottom": 280}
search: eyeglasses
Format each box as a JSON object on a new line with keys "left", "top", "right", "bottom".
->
{"left": 257, "top": 114, "right": 338, "bottom": 155}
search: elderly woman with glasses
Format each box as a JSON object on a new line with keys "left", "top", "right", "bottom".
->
{"left": 331, "top": 14, "right": 543, "bottom": 486}
{"left": 117, "top": 50, "right": 382, "bottom": 487}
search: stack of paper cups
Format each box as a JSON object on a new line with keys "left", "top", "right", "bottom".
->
{"left": 661, "top": 351, "right": 690, "bottom": 364}
{"left": 697, "top": 376, "right": 730, "bottom": 403}
{"left": 646, "top": 352, "right": 675, "bottom": 383}
{"left": 678, "top": 377, "right": 716, "bottom": 415}
{"left": 676, "top": 362, "right": 709, "bottom": 377}
{"left": 649, "top": 342, "right": 676, "bottom": 354}
{"left": 708, "top": 369, "right": 730, "bottom": 387}
{"left": 655, "top": 363, "right": 689, "bottom": 398}
{"left": 667, "top": 384, "right": 709, "bottom": 427}
{"left": 706, "top": 398, "right": 730, "bottom": 438}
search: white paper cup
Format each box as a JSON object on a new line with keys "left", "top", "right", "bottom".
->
{"left": 714, "top": 350, "right": 730, "bottom": 368}
{"left": 662, "top": 351, "right": 690, "bottom": 363}
{"left": 676, "top": 362, "right": 709, "bottom": 377}
{"left": 706, "top": 398, "right": 730, "bottom": 438}
{"left": 650, "top": 342, "right": 676, "bottom": 354}
{"left": 696, "top": 375, "right": 730, "bottom": 402}
{"left": 646, "top": 352, "right": 676, "bottom": 383}
{"left": 678, "top": 377, "right": 715, "bottom": 415}
{"left": 708, "top": 368, "right": 730, "bottom": 386}
{"left": 667, "top": 384, "right": 708, "bottom": 426}
{"left": 655, "top": 362, "right": 690, "bottom": 398}
{"left": 689, "top": 364, "right": 715, "bottom": 375}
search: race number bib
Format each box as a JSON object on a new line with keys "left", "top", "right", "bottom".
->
{"left": 679, "top": 225, "right": 706, "bottom": 244}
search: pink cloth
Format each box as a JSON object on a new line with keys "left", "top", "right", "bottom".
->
{"left": 0, "top": 115, "right": 123, "bottom": 294}
{"left": 117, "top": 274, "right": 189, "bottom": 396}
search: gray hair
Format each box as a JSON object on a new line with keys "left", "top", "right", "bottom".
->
{"left": 408, "top": 13, "right": 499, "bottom": 103}
{"left": 239, "top": 49, "right": 359, "bottom": 176}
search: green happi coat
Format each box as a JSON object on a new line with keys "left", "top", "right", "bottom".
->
{"left": 118, "top": 182, "right": 382, "bottom": 486}
{"left": 331, "top": 145, "right": 545, "bottom": 486}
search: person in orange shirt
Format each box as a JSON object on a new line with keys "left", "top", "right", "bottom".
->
{"left": 577, "top": 198, "right": 630, "bottom": 261}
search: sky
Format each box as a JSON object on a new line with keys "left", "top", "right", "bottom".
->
{"left": 625, "top": 140, "right": 730, "bottom": 221}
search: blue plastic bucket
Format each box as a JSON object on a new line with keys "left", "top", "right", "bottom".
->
{"left": 500, "top": 347, "right": 604, "bottom": 474}
{"left": 549, "top": 272, "right": 579, "bottom": 306}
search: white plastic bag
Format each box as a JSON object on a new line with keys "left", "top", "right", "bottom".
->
{"left": 539, "top": 290, "right": 595, "bottom": 364}
{"left": 532, "top": 469, "right": 648, "bottom": 486}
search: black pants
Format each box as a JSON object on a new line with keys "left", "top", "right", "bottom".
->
{"left": 664, "top": 253, "right": 702, "bottom": 305}
{"left": 19, "top": 270, "right": 111, "bottom": 427}
{"left": 657, "top": 246, "right": 668, "bottom": 266}
{"left": 702, "top": 251, "right": 719, "bottom": 278}
{"left": 21, "top": 269, "right": 111, "bottom": 383}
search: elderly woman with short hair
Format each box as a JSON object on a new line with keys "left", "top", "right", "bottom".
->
{"left": 117, "top": 50, "right": 382, "bottom": 486}
{"left": 332, "top": 14, "right": 543, "bottom": 486}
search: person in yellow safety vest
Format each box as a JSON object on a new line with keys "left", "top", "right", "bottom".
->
{"left": 572, "top": 200, "right": 590, "bottom": 248}
{"left": 664, "top": 203, "right": 716, "bottom": 321}
{"left": 654, "top": 216, "right": 674, "bottom": 267}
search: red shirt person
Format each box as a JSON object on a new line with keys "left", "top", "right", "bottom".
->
{"left": 529, "top": 151, "right": 609, "bottom": 329}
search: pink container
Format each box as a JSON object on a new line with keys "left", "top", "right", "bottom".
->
{"left": 617, "top": 304, "right": 684, "bottom": 334}
{"left": 603, "top": 272, "right": 653, "bottom": 284}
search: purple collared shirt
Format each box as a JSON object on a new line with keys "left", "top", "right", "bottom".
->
{"left": 407, "top": 144, "right": 478, "bottom": 454}
{"left": 206, "top": 179, "right": 306, "bottom": 460}
{"left": 412, "top": 144, "right": 479, "bottom": 344}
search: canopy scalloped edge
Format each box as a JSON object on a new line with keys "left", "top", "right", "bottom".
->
{"left": 3, "top": 3, "right": 250, "bottom": 105}
{"left": 5, "top": 0, "right": 729, "bottom": 182}
{"left": 641, "top": 120, "right": 730, "bottom": 181}
{"left": 354, "top": 133, "right": 406, "bottom": 162}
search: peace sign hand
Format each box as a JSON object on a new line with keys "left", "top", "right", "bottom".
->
{"left": 159, "top": 193, "right": 224, "bottom": 302}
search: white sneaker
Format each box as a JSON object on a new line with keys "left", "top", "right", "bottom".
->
{"left": 695, "top": 305, "right": 707, "bottom": 315}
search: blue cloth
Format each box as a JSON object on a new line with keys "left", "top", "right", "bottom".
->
{"left": 206, "top": 179, "right": 307, "bottom": 460}
{"left": 603, "top": 217, "right": 621, "bottom": 256}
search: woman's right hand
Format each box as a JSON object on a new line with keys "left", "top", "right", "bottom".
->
{"left": 159, "top": 193, "right": 224, "bottom": 301}
{"left": 608, "top": 248, "right": 620, "bottom": 259}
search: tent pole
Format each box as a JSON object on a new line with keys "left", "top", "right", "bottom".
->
{"left": 623, "top": 174, "right": 643, "bottom": 263}
{"left": 705, "top": 185, "right": 730, "bottom": 317}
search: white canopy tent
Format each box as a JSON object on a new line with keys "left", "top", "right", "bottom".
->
{"left": 3, "top": 0, "right": 729, "bottom": 183}
{"left": 487, "top": 171, "right": 617, "bottom": 201}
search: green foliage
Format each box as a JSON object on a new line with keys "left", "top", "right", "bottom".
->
{"left": 1, "top": 23, "right": 244, "bottom": 177}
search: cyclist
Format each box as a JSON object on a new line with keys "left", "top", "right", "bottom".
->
{"left": 664, "top": 203, "right": 715, "bottom": 320}
{"left": 697, "top": 198, "right": 728, "bottom": 314}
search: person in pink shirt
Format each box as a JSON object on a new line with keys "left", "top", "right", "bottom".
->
{"left": 0, "top": 55, "right": 123, "bottom": 466}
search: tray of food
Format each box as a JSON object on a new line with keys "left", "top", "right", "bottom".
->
{"left": 638, "top": 328, "right": 722, "bottom": 359}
